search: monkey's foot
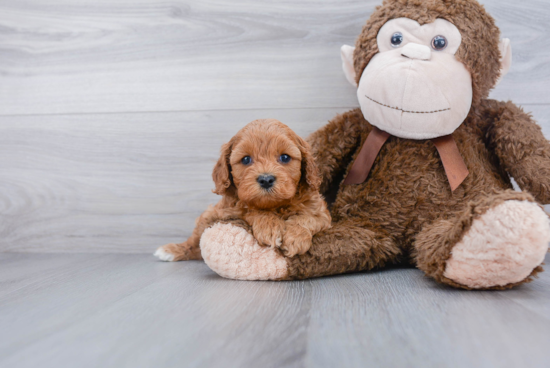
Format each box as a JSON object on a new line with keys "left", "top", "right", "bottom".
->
{"left": 200, "top": 223, "right": 288, "bottom": 280}
{"left": 444, "top": 200, "right": 550, "bottom": 288}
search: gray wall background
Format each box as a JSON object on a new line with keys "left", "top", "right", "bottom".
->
{"left": 1, "top": 0, "right": 549, "bottom": 253}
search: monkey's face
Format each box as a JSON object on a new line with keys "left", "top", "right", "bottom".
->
{"left": 341, "top": 2, "right": 512, "bottom": 140}
{"left": 357, "top": 18, "right": 472, "bottom": 139}
{"left": 344, "top": 18, "right": 477, "bottom": 140}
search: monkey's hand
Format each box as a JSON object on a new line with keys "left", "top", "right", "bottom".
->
{"left": 485, "top": 100, "right": 550, "bottom": 203}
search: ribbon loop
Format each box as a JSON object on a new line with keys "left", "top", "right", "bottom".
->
{"left": 432, "top": 135, "right": 469, "bottom": 192}
{"left": 343, "top": 127, "right": 390, "bottom": 185}
{"left": 343, "top": 128, "right": 468, "bottom": 192}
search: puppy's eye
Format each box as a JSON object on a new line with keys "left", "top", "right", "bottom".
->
{"left": 279, "top": 154, "right": 291, "bottom": 163}
{"left": 431, "top": 35, "right": 447, "bottom": 51}
{"left": 391, "top": 32, "right": 403, "bottom": 47}
{"left": 241, "top": 156, "right": 252, "bottom": 165}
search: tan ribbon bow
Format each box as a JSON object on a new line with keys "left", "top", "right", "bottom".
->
{"left": 343, "top": 126, "right": 469, "bottom": 192}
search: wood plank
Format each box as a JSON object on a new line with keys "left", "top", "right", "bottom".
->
{"left": 496, "top": 254, "right": 550, "bottom": 321}
{"left": 0, "top": 255, "right": 309, "bottom": 368}
{"left": 0, "top": 254, "right": 186, "bottom": 360}
{"left": 0, "top": 253, "right": 103, "bottom": 298}
{"left": 1, "top": 105, "right": 549, "bottom": 254}
{"left": 0, "top": 0, "right": 548, "bottom": 116}
{"left": 0, "top": 254, "right": 549, "bottom": 368}
{"left": 307, "top": 266, "right": 550, "bottom": 368}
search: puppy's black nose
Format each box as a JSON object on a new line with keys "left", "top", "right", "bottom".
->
{"left": 257, "top": 174, "right": 276, "bottom": 189}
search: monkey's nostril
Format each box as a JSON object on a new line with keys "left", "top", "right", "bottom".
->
{"left": 257, "top": 174, "right": 276, "bottom": 189}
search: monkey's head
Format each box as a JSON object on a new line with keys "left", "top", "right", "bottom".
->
{"left": 342, "top": 0, "right": 512, "bottom": 139}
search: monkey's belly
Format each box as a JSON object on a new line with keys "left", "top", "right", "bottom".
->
{"left": 331, "top": 138, "right": 508, "bottom": 238}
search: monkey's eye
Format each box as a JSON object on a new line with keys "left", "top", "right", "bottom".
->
{"left": 391, "top": 32, "right": 403, "bottom": 47}
{"left": 241, "top": 156, "right": 252, "bottom": 165}
{"left": 431, "top": 35, "right": 447, "bottom": 51}
{"left": 279, "top": 154, "right": 291, "bottom": 163}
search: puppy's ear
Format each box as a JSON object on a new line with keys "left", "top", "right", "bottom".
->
{"left": 295, "top": 135, "right": 321, "bottom": 192}
{"left": 212, "top": 139, "right": 235, "bottom": 195}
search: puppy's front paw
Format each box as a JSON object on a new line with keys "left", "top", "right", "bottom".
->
{"left": 281, "top": 224, "right": 312, "bottom": 257}
{"left": 252, "top": 223, "right": 283, "bottom": 248}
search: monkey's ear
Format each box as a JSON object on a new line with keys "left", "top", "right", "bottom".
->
{"left": 341, "top": 45, "right": 357, "bottom": 87}
{"left": 495, "top": 38, "right": 512, "bottom": 86}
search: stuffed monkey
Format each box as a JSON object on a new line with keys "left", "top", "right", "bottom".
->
{"left": 186, "top": 0, "right": 550, "bottom": 289}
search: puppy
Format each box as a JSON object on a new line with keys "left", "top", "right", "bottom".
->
{"left": 154, "top": 119, "right": 331, "bottom": 262}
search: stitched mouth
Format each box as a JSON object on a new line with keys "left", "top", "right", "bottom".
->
{"left": 365, "top": 95, "right": 450, "bottom": 114}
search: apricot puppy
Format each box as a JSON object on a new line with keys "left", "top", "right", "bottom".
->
{"left": 155, "top": 119, "right": 331, "bottom": 261}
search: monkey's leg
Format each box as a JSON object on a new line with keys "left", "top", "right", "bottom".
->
{"left": 413, "top": 190, "right": 550, "bottom": 290}
{"left": 200, "top": 220, "right": 401, "bottom": 280}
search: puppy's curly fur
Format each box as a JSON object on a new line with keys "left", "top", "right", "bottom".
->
{"left": 156, "top": 119, "right": 331, "bottom": 261}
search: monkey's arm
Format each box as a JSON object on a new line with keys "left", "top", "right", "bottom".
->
{"left": 484, "top": 100, "right": 550, "bottom": 203}
{"left": 306, "top": 108, "right": 368, "bottom": 195}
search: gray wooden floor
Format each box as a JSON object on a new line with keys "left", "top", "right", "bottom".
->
{"left": 0, "top": 253, "right": 548, "bottom": 368}
{"left": 1, "top": 1, "right": 550, "bottom": 367}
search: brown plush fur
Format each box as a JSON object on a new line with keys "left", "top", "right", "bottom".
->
{"left": 282, "top": 102, "right": 550, "bottom": 288}
{"left": 276, "top": 0, "right": 550, "bottom": 289}
{"left": 160, "top": 119, "right": 331, "bottom": 260}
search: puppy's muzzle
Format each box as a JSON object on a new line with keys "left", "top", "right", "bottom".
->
{"left": 257, "top": 174, "right": 276, "bottom": 190}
